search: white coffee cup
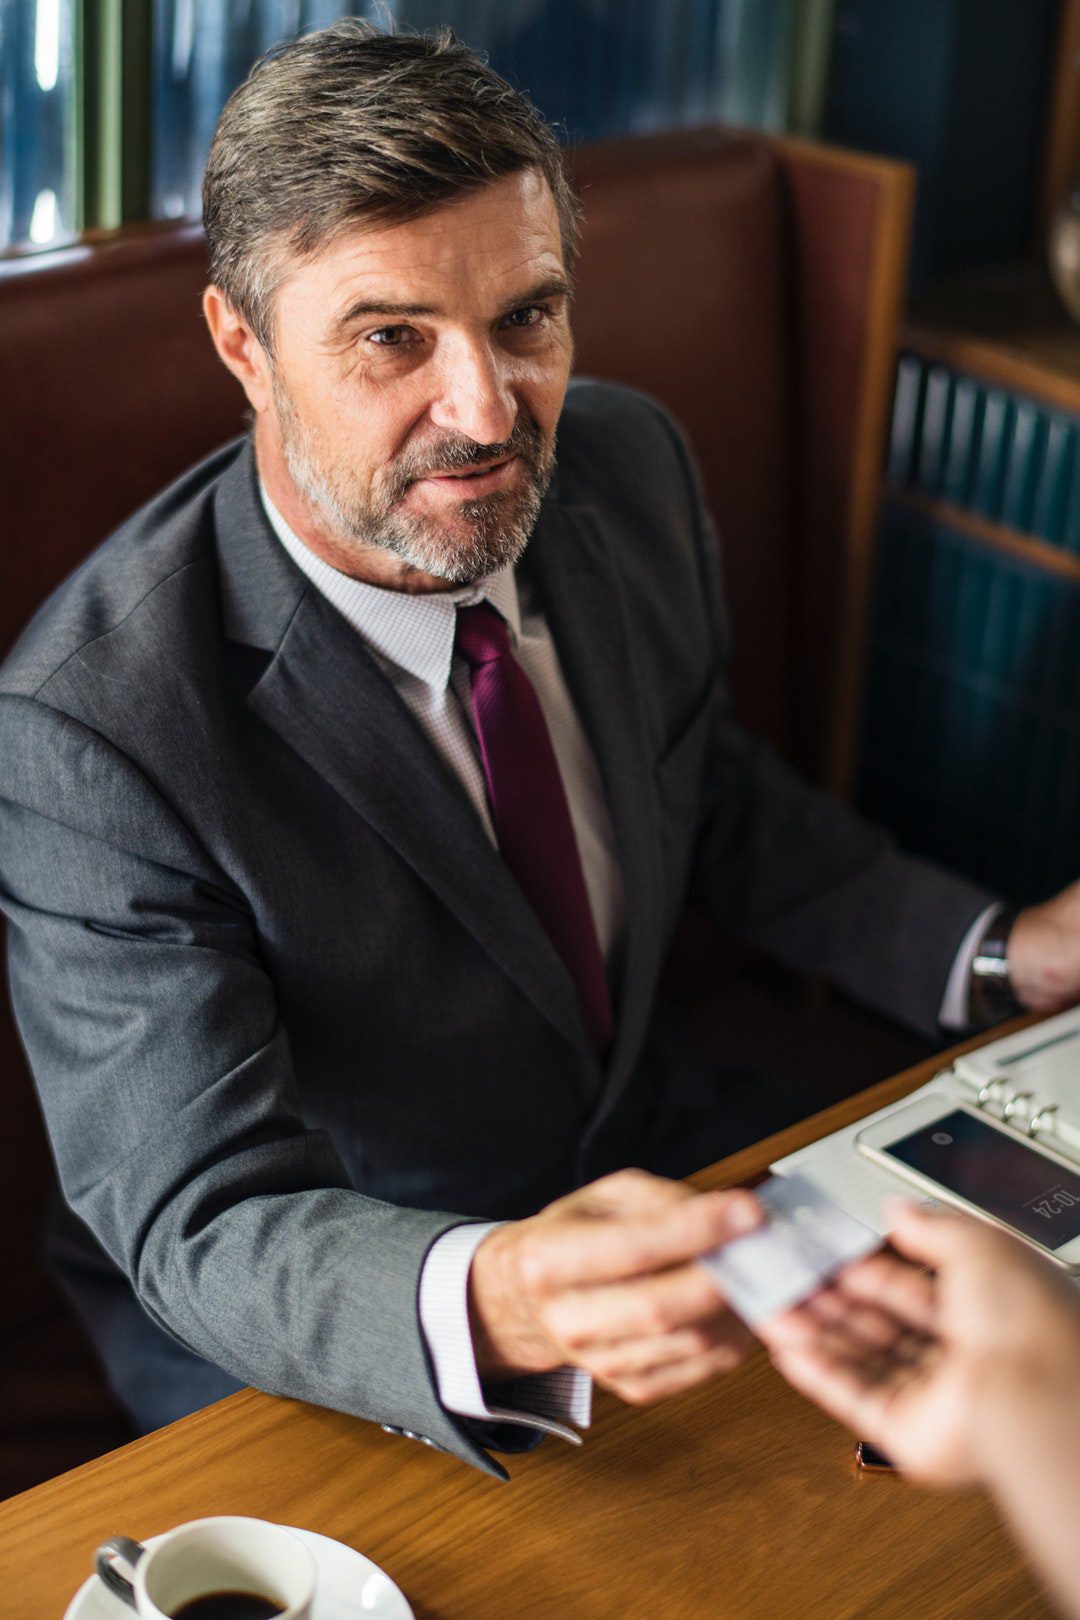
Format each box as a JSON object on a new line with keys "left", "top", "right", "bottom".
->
{"left": 94, "top": 1515, "right": 316, "bottom": 1618}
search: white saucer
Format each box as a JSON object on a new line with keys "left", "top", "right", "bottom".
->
{"left": 63, "top": 1524, "right": 414, "bottom": 1620}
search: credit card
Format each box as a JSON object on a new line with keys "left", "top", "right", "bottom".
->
{"left": 699, "top": 1172, "right": 881, "bottom": 1327}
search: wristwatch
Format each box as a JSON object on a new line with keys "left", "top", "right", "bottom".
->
{"left": 969, "top": 905, "right": 1023, "bottom": 1028}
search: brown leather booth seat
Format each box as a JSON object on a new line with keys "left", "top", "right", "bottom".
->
{"left": 0, "top": 128, "right": 911, "bottom": 1494}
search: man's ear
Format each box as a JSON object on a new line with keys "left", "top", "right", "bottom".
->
{"left": 203, "top": 285, "right": 274, "bottom": 414}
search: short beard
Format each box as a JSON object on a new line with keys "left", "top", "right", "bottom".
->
{"left": 272, "top": 378, "right": 555, "bottom": 585}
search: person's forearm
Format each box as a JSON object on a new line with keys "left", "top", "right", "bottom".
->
{"left": 978, "top": 1373, "right": 1080, "bottom": 1619}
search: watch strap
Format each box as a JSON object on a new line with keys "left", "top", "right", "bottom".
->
{"left": 969, "top": 904, "right": 1023, "bottom": 1028}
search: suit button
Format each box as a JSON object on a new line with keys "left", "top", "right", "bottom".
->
{"left": 380, "top": 1424, "right": 401, "bottom": 1436}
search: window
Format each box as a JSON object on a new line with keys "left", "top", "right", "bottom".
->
{"left": 150, "top": 0, "right": 360, "bottom": 223}
{"left": 0, "top": 0, "right": 77, "bottom": 248}
{"left": 0, "top": 1, "right": 800, "bottom": 253}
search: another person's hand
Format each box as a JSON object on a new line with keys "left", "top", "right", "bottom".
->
{"left": 1011, "top": 878, "right": 1080, "bottom": 1010}
{"left": 761, "top": 1199, "right": 1080, "bottom": 1489}
{"left": 468, "top": 1168, "right": 761, "bottom": 1405}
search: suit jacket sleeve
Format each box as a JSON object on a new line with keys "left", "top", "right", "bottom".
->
{"left": 0, "top": 694, "right": 506, "bottom": 1476}
{"left": 649, "top": 402, "right": 996, "bottom": 1039}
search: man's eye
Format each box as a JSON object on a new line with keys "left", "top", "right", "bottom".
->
{"left": 368, "top": 326, "right": 416, "bottom": 347}
{"left": 503, "top": 305, "right": 546, "bottom": 329}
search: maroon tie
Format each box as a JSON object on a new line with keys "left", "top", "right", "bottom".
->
{"left": 456, "top": 601, "right": 614, "bottom": 1053}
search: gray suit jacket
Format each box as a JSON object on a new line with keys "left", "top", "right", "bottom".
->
{"left": 0, "top": 382, "right": 991, "bottom": 1475}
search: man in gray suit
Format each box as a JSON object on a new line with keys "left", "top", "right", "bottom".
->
{"left": 4, "top": 22, "right": 1080, "bottom": 1478}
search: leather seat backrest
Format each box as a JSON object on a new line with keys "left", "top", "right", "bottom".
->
{"left": 572, "top": 129, "right": 792, "bottom": 742}
{"left": 0, "top": 229, "right": 247, "bottom": 662}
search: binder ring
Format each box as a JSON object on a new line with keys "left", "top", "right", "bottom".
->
{"left": 976, "top": 1079, "right": 1004, "bottom": 1108}
{"left": 1028, "top": 1104, "right": 1059, "bottom": 1137}
{"left": 1003, "top": 1089, "right": 1036, "bottom": 1122}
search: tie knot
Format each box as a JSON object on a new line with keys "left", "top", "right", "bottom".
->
{"left": 455, "top": 601, "right": 510, "bottom": 669}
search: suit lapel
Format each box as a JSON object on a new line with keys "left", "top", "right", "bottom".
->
{"left": 214, "top": 445, "right": 591, "bottom": 1059}
{"left": 526, "top": 502, "right": 666, "bottom": 1095}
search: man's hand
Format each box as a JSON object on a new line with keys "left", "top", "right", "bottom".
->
{"left": 467, "top": 1168, "right": 761, "bottom": 1405}
{"left": 1010, "top": 878, "right": 1080, "bottom": 1010}
{"left": 760, "top": 1199, "right": 1080, "bottom": 1489}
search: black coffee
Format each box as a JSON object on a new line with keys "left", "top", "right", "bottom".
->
{"left": 170, "top": 1594, "right": 284, "bottom": 1620}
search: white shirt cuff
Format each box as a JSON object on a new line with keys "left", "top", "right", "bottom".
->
{"left": 418, "top": 1222, "right": 591, "bottom": 1444}
{"left": 939, "top": 903, "right": 1002, "bottom": 1029}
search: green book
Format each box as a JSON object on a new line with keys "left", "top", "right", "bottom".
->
{"left": 999, "top": 400, "right": 1046, "bottom": 534}
{"left": 1061, "top": 439, "right": 1080, "bottom": 553}
{"left": 887, "top": 355, "right": 925, "bottom": 487}
{"left": 915, "top": 365, "right": 953, "bottom": 497}
{"left": 941, "top": 375, "right": 980, "bottom": 507}
{"left": 971, "top": 389, "right": 1013, "bottom": 520}
{"left": 1031, "top": 416, "right": 1077, "bottom": 544}
{"left": 956, "top": 549, "right": 995, "bottom": 699}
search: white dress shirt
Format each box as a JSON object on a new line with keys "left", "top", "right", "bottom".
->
{"left": 259, "top": 483, "right": 991, "bottom": 1445}
{"left": 260, "top": 486, "right": 609, "bottom": 1439}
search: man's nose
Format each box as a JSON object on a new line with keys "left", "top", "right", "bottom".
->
{"left": 429, "top": 335, "right": 516, "bottom": 446}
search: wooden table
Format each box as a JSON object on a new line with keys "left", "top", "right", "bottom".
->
{"left": 0, "top": 1037, "right": 1054, "bottom": 1619}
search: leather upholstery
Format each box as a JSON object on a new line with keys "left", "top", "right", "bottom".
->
{"left": 0, "top": 227, "right": 245, "bottom": 662}
{"left": 572, "top": 132, "right": 792, "bottom": 746}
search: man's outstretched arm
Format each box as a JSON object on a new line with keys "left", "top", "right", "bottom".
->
{"left": 0, "top": 696, "right": 502, "bottom": 1467}
{"left": 0, "top": 695, "right": 764, "bottom": 1472}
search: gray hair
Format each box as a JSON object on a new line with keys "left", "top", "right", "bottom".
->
{"left": 202, "top": 19, "right": 581, "bottom": 351}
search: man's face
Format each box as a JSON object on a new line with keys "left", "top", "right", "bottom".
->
{"left": 257, "top": 169, "right": 573, "bottom": 586}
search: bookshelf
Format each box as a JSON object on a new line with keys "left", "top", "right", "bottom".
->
{"left": 906, "top": 263, "right": 1080, "bottom": 411}
{"left": 899, "top": 262, "right": 1080, "bottom": 589}
{"left": 855, "top": 259, "right": 1080, "bottom": 907}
